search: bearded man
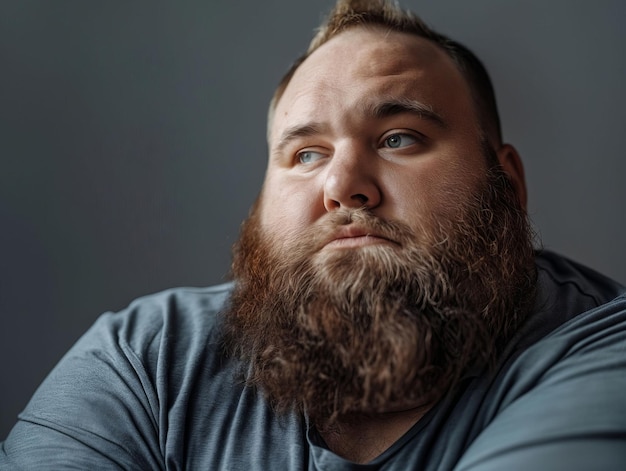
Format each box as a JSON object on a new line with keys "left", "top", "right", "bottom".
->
{"left": 2, "top": 1, "right": 626, "bottom": 470}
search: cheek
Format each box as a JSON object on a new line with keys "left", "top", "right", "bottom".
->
{"left": 385, "top": 157, "right": 483, "bottom": 225}
{"left": 258, "top": 176, "right": 322, "bottom": 242}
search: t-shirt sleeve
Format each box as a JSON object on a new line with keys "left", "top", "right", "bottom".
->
{"left": 0, "top": 283, "right": 231, "bottom": 471}
{"left": 453, "top": 295, "right": 626, "bottom": 471}
{"left": 0, "top": 306, "right": 166, "bottom": 470}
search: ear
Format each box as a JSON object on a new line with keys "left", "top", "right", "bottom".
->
{"left": 496, "top": 143, "right": 527, "bottom": 211}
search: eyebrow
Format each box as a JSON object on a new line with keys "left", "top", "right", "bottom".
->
{"left": 367, "top": 98, "right": 446, "bottom": 128}
{"left": 273, "top": 99, "right": 445, "bottom": 155}
{"left": 273, "top": 123, "right": 327, "bottom": 156}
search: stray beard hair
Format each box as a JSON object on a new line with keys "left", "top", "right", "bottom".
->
{"left": 222, "top": 165, "right": 537, "bottom": 425}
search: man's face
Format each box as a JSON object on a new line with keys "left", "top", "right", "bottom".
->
{"left": 260, "top": 27, "right": 503, "bottom": 248}
{"left": 224, "top": 26, "right": 536, "bottom": 423}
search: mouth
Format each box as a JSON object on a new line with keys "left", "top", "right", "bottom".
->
{"left": 323, "top": 226, "right": 399, "bottom": 249}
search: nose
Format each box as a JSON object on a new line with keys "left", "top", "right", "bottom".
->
{"left": 323, "top": 144, "right": 382, "bottom": 211}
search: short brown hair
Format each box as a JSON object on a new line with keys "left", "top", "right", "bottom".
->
{"left": 268, "top": 0, "right": 502, "bottom": 145}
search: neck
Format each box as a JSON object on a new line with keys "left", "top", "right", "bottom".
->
{"left": 316, "top": 404, "right": 432, "bottom": 464}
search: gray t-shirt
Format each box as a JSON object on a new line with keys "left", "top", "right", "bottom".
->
{"left": 2, "top": 251, "right": 626, "bottom": 470}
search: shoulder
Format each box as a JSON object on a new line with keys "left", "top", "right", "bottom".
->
{"left": 103, "top": 282, "right": 233, "bottom": 330}
{"left": 504, "top": 251, "right": 626, "bottom": 404}
{"left": 506, "top": 250, "right": 626, "bottom": 352}
{"left": 535, "top": 249, "right": 625, "bottom": 307}
{"left": 454, "top": 256, "right": 626, "bottom": 470}
{"left": 0, "top": 283, "right": 238, "bottom": 470}
{"left": 78, "top": 282, "right": 234, "bottom": 359}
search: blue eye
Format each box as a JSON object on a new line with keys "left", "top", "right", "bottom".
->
{"left": 384, "top": 133, "right": 418, "bottom": 148}
{"left": 298, "top": 150, "right": 325, "bottom": 164}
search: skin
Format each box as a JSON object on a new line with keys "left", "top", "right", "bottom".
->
{"left": 258, "top": 26, "right": 527, "bottom": 463}
{"left": 261, "top": 27, "right": 526, "bottom": 250}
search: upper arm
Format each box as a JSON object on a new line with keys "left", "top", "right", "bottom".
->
{"left": 1, "top": 314, "right": 164, "bottom": 470}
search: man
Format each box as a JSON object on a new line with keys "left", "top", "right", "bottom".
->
{"left": 2, "top": 0, "right": 625, "bottom": 469}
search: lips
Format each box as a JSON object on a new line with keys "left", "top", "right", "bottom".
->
{"left": 323, "top": 225, "right": 399, "bottom": 249}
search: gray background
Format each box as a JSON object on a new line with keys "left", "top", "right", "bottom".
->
{"left": 1, "top": 0, "right": 625, "bottom": 438}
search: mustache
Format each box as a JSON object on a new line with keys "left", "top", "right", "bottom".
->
{"left": 307, "top": 208, "right": 419, "bottom": 251}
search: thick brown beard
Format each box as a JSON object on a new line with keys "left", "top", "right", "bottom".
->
{"left": 222, "top": 166, "right": 537, "bottom": 424}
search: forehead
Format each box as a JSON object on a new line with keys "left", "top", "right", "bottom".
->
{"left": 308, "top": 27, "right": 444, "bottom": 79}
{"left": 270, "top": 27, "right": 475, "bottom": 143}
